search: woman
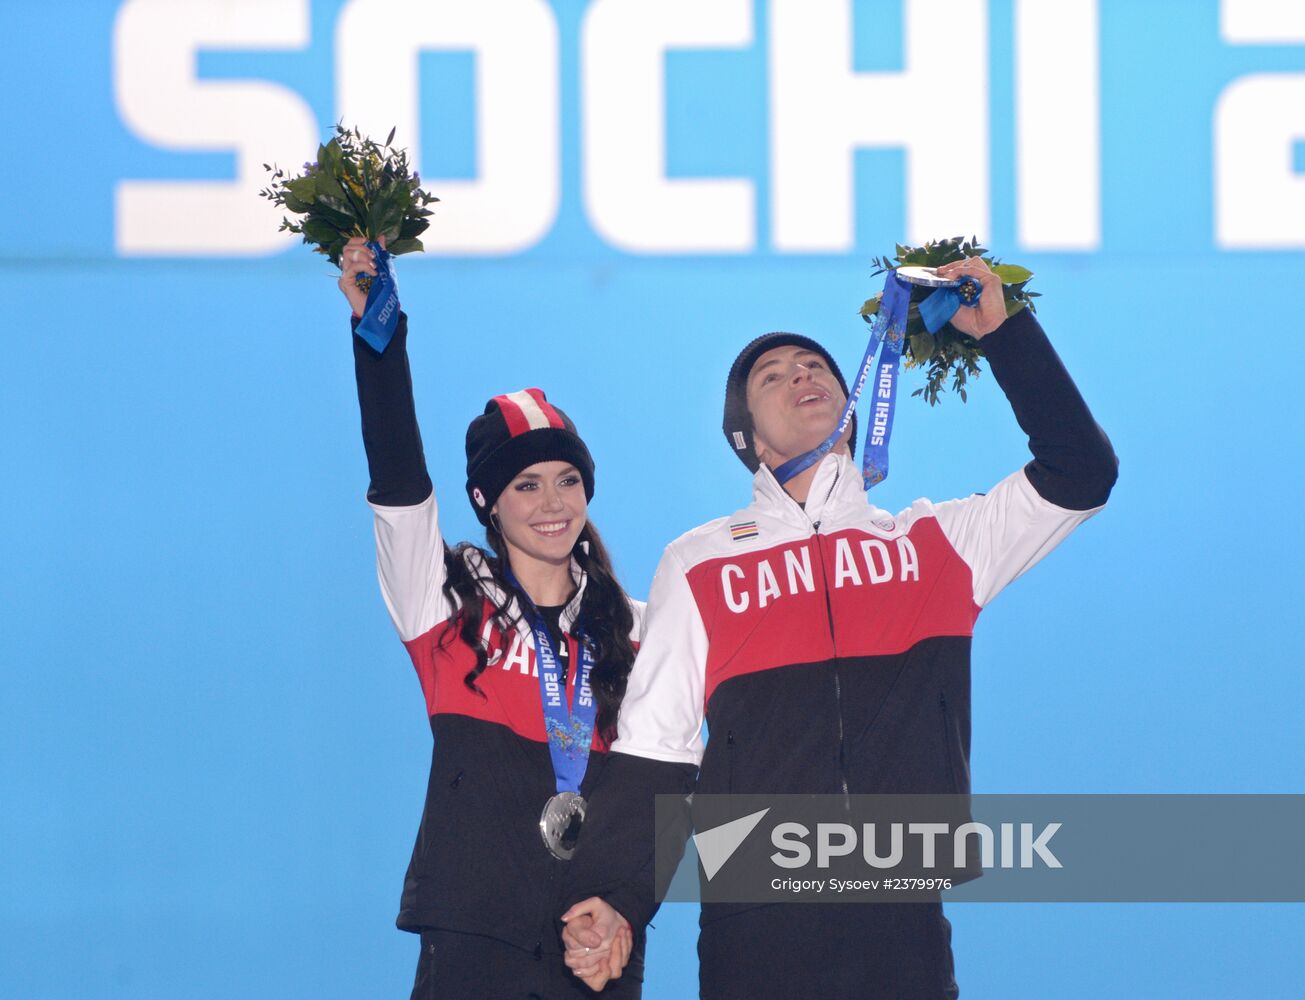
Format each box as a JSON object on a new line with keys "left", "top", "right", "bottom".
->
{"left": 339, "top": 237, "right": 638, "bottom": 998}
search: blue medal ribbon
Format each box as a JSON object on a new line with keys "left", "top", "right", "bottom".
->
{"left": 353, "top": 240, "right": 402, "bottom": 354}
{"left": 861, "top": 301, "right": 904, "bottom": 489}
{"left": 773, "top": 269, "right": 984, "bottom": 491}
{"left": 773, "top": 271, "right": 912, "bottom": 491}
{"left": 917, "top": 276, "right": 982, "bottom": 333}
{"left": 504, "top": 571, "right": 598, "bottom": 795}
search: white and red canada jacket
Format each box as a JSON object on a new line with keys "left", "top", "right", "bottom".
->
{"left": 615, "top": 449, "right": 1097, "bottom": 787}
{"left": 351, "top": 313, "right": 648, "bottom": 956}
{"left": 565, "top": 308, "right": 1118, "bottom": 930}
{"left": 371, "top": 493, "right": 648, "bottom": 943}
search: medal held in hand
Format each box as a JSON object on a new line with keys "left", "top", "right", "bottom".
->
{"left": 861, "top": 236, "right": 1038, "bottom": 406}
{"left": 778, "top": 238, "right": 1040, "bottom": 494}
{"left": 258, "top": 124, "right": 438, "bottom": 354}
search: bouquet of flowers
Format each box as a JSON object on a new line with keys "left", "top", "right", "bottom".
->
{"left": 259, "top": 124, "right": 438, "bottom": 293}
{"left": 859, "top": 236, "right": 1037, "bottom": 405}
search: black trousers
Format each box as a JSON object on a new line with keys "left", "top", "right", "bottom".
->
{"left": 698, "top": 901, "right": 958, "bottom": 1000}
{"left": 410, "top": 928, "right": 644, "bottom": 1000}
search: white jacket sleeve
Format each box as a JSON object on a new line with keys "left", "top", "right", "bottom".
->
{"left": 611, "top": 544, "right": 708, "bottom": 766}
{"left": 369, "top": 493, "right": 454, "bottom": 643}
{"left": 920, "top": 468, "right": 1103, "bottom": 609}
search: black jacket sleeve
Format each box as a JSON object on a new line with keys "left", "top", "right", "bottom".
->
{"left": 563, "top": 753, "right": 697, "bottom": 935}
{"left": 979, "top": 307, "right": 1118, "bottom": 510}
{"left": 351, "top": 311, "right": 433, "bottom": 507}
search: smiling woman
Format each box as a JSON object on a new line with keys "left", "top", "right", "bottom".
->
{"left": 492, "top": 462, "right": 590, "bottom": 585}
{"left": 337, "top": 236, "right": 647, "bottom": 998}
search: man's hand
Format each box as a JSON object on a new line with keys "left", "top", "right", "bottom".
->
{"left": 934, "top": 256, "right": 1006, "bottom": 340}
{"left": 562, "top": 897, "right": 633, "bottom": 993}
{"left": 338, "top": 235, "right": 386, "bottom": 318}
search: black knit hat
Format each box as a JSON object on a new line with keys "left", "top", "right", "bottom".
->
{"left": 722, "top": 332, "right": 856, "bottom": 473}
{"left": 465, "top": 388, "right": 595, "bottom": 525}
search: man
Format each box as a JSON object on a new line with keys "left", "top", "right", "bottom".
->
{"left": 562, "top": 256, "right": 1118, "bottom": 997}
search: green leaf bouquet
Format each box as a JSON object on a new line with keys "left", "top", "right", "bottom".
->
{"left": 259, "top": 124, "right": 438, "bottom": 291}
{"left": 860, "top": 236, "right": 1038, "bottom": 405}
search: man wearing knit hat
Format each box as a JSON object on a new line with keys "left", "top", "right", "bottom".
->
{"left": 563, "top": 257, "right": 1118, "bottom": 997}
{"left": 720, "top": 330, "right": 858, "bottom": 503}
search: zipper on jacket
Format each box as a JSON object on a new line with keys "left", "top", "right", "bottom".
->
{"left": 939, "top": 693, "right": 959, "bottom": 794}
{"left": 726, "top": 730, "right": 736, "bottom": 794}
{"left": 809, "top": 466, "right": 851, "bottom": 811}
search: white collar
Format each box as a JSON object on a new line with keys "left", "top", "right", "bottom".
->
{"left": 752, "top": 451, "right": 867, "bottom": 525}
{"left": 462, "top": 546, "right": 589, "bottom": 641}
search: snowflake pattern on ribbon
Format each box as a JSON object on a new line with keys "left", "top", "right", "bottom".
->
{"left": 546, "top": 715, "right": 595, "bottom": 760}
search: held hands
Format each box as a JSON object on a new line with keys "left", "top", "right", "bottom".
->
{"left": 337, "top": 235, "right": 386, "bottom": 318}
{"left": 933, "top": 256, "right": 1006, "bottom": 340}
{"left": 561, "top": 897, "right": 634, "bottom": 993}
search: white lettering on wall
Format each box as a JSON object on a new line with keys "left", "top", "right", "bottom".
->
{"left": 113, "top": 0, "right": 318, "bottom": 255}
{"left": 582, "top": 0, "right": 755, "bottom": 252}
{"left": 1015, "top": 0, "right": 1100, "bottom": 249}
{"left": 1215, "top": 0, "right": 1305, "bottom": 248}
{"left": 336, "top": 0, "right": 560, "bottom": 255}
{"left": 1221, "top": 0, "right": 1305, "bottom": 42}
{"left": 109, "top": 1, "right": 1124, "bottom": 257}
{"left": 769, "top": 0, "right": 989, "bottom": 251}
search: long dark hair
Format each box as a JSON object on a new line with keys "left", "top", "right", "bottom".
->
{"left": 439, "top": 519, "right": 636, "bottom": 744}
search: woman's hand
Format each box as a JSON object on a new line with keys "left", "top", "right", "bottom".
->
{"left": 337, "top": 235, "right": 386, "bottom": 317}
{"left": 562, "top": 897, "right": 634, "bottom": 992}
{"left": 933, "top": 255, "right": 1006, "bottom": 340}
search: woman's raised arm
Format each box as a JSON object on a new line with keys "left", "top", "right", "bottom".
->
{"left": 342, "top": 235, "right": 452, "bottom": 644}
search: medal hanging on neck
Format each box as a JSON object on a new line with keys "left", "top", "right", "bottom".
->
{"left": 772, "top": 268, "right": 980, "bottom": 492}
{"left": 504, "top": 569, "right": 598, "bottom": 860}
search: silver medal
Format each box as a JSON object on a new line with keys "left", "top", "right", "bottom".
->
{"left": 539, "top": 791, "right": 587, "bottom": 860}
{"left": 894, "top": 265, "right": 964, "bottom": 288}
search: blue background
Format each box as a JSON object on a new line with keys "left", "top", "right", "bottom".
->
{"left": 3, "top": 1, "right": 1303, "bottom": 997}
